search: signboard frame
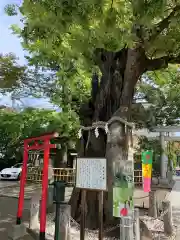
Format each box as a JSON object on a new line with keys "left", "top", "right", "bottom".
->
{"left": 75, "top": 157, "right": 107, "bottom": 192}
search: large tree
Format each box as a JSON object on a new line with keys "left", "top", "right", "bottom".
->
{"left": 6, "top": 0, "right": 180, "bottom": 228}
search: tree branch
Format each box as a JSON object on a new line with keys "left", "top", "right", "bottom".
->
{"left": 167, "top": 54, "right": 180, "bottom": 64}
{"left": 146, "top": 54, "right": 180, "bottom": 71}
{"left": 148, "top": 5, "right": 180, "bottom": 43}
{"left": 146, "top": 57, "right": 168, "bottom": 71}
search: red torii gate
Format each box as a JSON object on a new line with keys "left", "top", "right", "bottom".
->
{"left": 16, "top": 132, "right": 59, "bottom": 240}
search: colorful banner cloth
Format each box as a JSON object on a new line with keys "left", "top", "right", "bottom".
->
{"left": 143, "top": 177, "right": 151, "bottom": 192}
{"left": 141, "top": 151, "right": 153, "bottom": 164}
{"left": 142, "top": 163, "right": 152, "bottom": 178}
{"left": 141, "top": 151, "right": 153, "bottom": 193}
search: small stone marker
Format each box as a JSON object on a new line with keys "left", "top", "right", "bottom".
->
{"left": 8, "top": 224, "right": 27, "bottom": 240}
{"left": 120, "top": 216, "right": 134, "bottom": 240}
{"left": 148, "top": 191, "right": 157, "bottom": 217}
{"left": 162, "top": 200, "right": 173, "bottom": 236}
{"left": 48, "top": 159, "right": 54, "bottom": 184}
{"left": 59, "top": 204, "right": 71, "bottom": 240}
{"left": 134, "top": 209, "right": 140, "bottom": 240}
{"left": 139, "top": 220, "right": 152, "bottom": 240}
{"left": 47, "top": 184, "right": 54, "bottom": 213}
{"left": 29, "top": 190, "right": 41, "bottom": 229}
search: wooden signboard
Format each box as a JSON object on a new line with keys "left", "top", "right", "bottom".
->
{"left": 76, "top": 158, "right": 107, "bottom": 191}
{"left": 76, "top": 158, "right": 107, "bottom": 240}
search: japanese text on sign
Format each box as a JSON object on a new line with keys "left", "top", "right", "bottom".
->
{"left": 76, "top": 158, "right": 107, "bottom": 191}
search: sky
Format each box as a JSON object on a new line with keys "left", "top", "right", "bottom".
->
{"left": 0, "top": 0, "right": 58, "bottom": 110}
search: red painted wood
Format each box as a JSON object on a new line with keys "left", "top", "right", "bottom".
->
{"left": 24, "top": 132, "right": 58, "bottom": 143}
{"left": 40, "top": 139, "right": 50, "bottom": 234}
{"left": 17, "top": 142, "right": 28, "bottom": 221}
{"left": 27, "top": 144, "right": 56, "bottom": 150}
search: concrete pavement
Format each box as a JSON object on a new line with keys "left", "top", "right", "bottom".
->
{"left": 0, "top": 196, "right": 33, "bottom": 239}
{"left": 165, "top": 178, "right": 180, "bottom": 239}
{"left": 0, "top": 180, "right": 18, "bottom": 189}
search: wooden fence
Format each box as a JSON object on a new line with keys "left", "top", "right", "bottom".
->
{"left": 27, "top": 167, "right": 143, "bottom": 186}
{"left": 27, "top": 167, "right": 75, "bottom": 185}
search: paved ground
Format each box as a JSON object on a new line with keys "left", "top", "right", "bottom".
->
{"left": 0, "top": 180, "right": 18, "bottom": 189}
{"left": 0, "top": 183, "right": 150, "bottom": 206}
{"left": 0, "top": 183, "right": 40, "bottom": 200}
{"left": 165, "top": 179, "right": 180, "bottom": 239}
{"left": 0, "top": 196, "right": 33, "bottom": 239}
{"left": 0, "top": 180, "right": 37, "bottom": 239}
{"left": 0, "top": 182, "right": 72, "bottom": 240}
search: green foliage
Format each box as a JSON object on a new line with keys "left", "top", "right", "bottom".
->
{"left": 137, "top": 66, "right": 180, "bottom": 126}
{"left": 4, "top": 4, "right": 18, "bottom": 16}
{"left": 5, "top": 1, "right": 180, "bottom": 115}
{"left": 49, "top": 66, "right": 91, "bottom": 112}
{"left": 0, "top": 108, "right": 80, "bottom": 168}
{"left": 17, "top": 0, "right": 133, "bottom": 65}
{"left": 4, "top": 1, "right": 180, "bottom": 131}
{"left": 166, "top": 141, "right": 178, "bottom": 169}
{"left": 0, "top": 53, "right": 26, "bottom": 90}
{"left": 5, "top": 0, "right": 180, "bottom": 68}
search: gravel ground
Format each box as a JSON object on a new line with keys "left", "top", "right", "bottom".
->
{"left": 27, "top": 211, "right": 173, "bottom": 240}
{"left": 0, "top": 183, "right": 178, "bottom": 240}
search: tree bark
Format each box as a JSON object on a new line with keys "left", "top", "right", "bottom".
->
{"left": 69, "top": 45, "right": 147, "bottom": 230}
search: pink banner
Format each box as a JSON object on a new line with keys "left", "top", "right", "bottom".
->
{"left": 143, "top": 177, "right": 151, "bottom": 192}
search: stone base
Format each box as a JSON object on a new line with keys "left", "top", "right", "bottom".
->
{"left": 158, "top": 178, "right": 175, "bottom": 188}
{"left": 159, "top": 178, "right": 169, "bottom": 185}
{"left": 8, "top": 224, "right": 27, "bottom": 240}
{"left": 152, "top": 177, "right": 159, "bottom": 185}
{"left": 47, "top": 203, "right": 55, "bottom": 213}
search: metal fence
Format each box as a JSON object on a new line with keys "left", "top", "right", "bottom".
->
{"left": 27, "top": 167, "right": 143, "bottom": 186}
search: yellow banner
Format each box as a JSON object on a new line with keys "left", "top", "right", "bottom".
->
{"left": 142, "top": 163, "right": 152, "bottom": 178}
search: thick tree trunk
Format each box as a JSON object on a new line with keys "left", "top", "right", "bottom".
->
{"left": 69, "top": 45, "right": 147, "bottom": 231}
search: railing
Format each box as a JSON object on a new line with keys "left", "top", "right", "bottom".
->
{"left": 53, "top": 168, "right": 75, "bottom": 185}
{"left": 27, "top": 167, "right": 143, "bottom": 186}
{"left": 27, "top": 167, "right": 42, "bottom": 182}
{"left": 27, "top": 167, "right": 75, "bottom": 185}
{"left": 134, "top": 169, "right": 142, "bottom": 186}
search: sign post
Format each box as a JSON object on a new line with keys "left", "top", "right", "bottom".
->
{"left": 80, "top": 189, "right": 86, "bottom": 240}
{"left": 98, "top": 191, "right": 103, "bottom": 240}
{"left": 76, "top": 158, "right": 107, "bottom": 240}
